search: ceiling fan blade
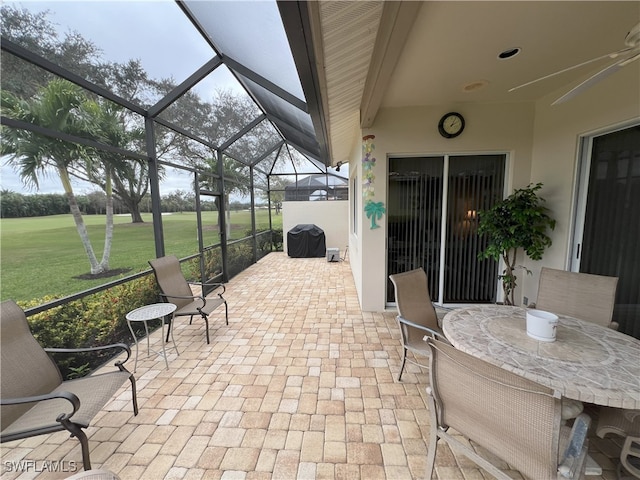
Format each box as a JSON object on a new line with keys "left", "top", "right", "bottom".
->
{"left": 508, "top": 47, "right": 635, "bottom": 93}
{"left": 552, "top": 52, "right": 640, "bottom": 105}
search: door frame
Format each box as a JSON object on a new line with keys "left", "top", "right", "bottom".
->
{"left": 570, "top": 119, "right": 640, "bottom": 272}
{"left": 386, "top": 151, "right": 510, "bottom": 307}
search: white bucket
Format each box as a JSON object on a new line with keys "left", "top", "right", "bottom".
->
{"left": 526, "top": 309, "right": 559, "bottom": 342}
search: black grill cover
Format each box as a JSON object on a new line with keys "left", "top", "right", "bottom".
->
{"left": 287, "top": 224, "right": 326, "bottom": 258}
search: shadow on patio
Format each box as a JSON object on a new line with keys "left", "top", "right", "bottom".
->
{"left": 0, "top": 253, "right": 626, "bottom": 479}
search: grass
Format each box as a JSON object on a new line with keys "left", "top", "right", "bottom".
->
{"left": 0, "top": 209, "right": 282, "bottom": 302}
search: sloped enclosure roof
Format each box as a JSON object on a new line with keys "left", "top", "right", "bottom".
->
{"left": 180, "top": 0, "right": 327, "bottom": 165}
{"left": 1, "top": 0, "right": 330, "bottom": 173}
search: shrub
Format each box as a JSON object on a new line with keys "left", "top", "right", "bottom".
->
{"left": 228, "top": 241, "right": 254, "bottom": 278}
{"left": 19, "top": 274, "right": 160, "bottom": 379}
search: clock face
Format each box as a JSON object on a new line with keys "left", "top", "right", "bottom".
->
{"left": 438, "top": 112, "right": 465, "bottom": 138}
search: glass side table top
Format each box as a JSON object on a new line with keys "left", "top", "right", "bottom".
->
{"left": 126, "top": 303, "right": 178, "bottom": 371}
{"left": 126, "top": 303, "right": 177, "bottom": 321}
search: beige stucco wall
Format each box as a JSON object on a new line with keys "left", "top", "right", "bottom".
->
{"left": 348, "top": 64, "right": 639, "bottom": 311}
{"left": 282, "top": 201, "right": 349, "bottom": 256}
{"left": 522, "top": 64, "right": 640, "bottom": 305}
{"left": 350, "top": 102, "right": 536, "bottom": 311}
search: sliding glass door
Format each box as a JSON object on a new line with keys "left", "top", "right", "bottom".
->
{"left": 572, "top": 124, "right": 640, "bottom": 338}
{"left": 387, "top": 154, "right": 505, "bottom": 304}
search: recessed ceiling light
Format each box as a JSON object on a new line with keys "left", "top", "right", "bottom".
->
{"left": 498, "top": 47, "right": 521, "bottom": 59}
{"left": 463, "top": 80, "right": 489, "bottom": 92}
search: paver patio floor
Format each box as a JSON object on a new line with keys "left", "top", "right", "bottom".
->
{"left": 0, "top": 253, "right": 626, "bottom": 479}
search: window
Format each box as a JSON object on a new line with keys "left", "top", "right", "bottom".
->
{"left": 352, "top": 175, "right": 358, "bottom": 235}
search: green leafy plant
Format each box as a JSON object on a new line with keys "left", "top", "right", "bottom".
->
{"left": 21, "top": 274, "right": 159, "bottom": 379}
{"left": 67, "top": 363, "right": 91, "bottom": 379}
{"left": 477, "top": 183, "right": 556, "bottom": 305}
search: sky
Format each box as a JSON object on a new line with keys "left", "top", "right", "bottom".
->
{"left": 10, "top": 1, "right": 246, "bottom": 96}
{"left": 0, "top": 162, "right": 195, "bottom": 195}
{"left": 1, "top": 1, "right": 326, "bottom": 198}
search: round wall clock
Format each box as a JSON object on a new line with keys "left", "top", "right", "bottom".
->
{"left": 438, "top": 112, "right": 465, "bottom": 138}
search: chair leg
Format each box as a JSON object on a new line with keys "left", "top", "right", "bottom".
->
{"left": 165, "top": 314, "right": 172, "bottom": 343}
{"left": 202, "top": 313, "right": 210, "bottom": 344}
{"left": 398, "top": 348, "right": 408, "bottom": 381}
{"left": 621, "top": 435, "right": 640, "bottom": 479}
{"left": 128, "top": 373, "right": 139, "bottom": 416}
{"left": 60, "top": 420, "right": 91, "bottom": 470}
{"left": 425, "top": 395, "right": 439, "bottom": 479}
{"left": 224, "top": 301, "right": 229, "bottom": 325}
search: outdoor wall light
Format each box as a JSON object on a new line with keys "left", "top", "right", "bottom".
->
{"left": 335, "top": 161, "right": 343, "bottom": 172}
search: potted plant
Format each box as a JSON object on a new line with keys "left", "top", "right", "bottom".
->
{"left": 477, "top": 182, "right": 556, "bottom": 305}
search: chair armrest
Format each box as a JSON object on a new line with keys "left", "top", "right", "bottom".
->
{"left": 160, "top": 293, "right": 207, "bottom": 309}
{"left": 160, "top": 293, "right": 210, "bottom": 314}
{"left": 206, "top": 282, "right": 226, "bottom": 295}
{"left": 1, "top": 391, "right": 81, "bottom": 422}
{"left": 159, "top": 293, "right": 201, "bottom": 302}
{"left": 187, "top": 281, "right": 226, "bottom": 296}
{"left": 558, "top": 413, "right": 591, "bottom": 478}
{"left": 45, "top": 343, "right": 130, "bottom": 356}
{"left": 397, "top": 315, "right": 445, "bottom": 340}
{"left": 45, "top": 343, "right": 132, "bottom": 369}
{"left": 434, "top": 303, "right": 454, "bottom": 311}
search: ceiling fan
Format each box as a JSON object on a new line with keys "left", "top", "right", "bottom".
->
{"left": 510, "top": 21, "right": 640, "bottom": 105}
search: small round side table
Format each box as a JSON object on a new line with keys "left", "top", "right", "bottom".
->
{"left": 126, "top": 303, "right": 178, "bottom": 371}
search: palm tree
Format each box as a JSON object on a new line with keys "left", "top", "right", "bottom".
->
{"left": 1, "top": 79, "right": 109, "bottom": 274}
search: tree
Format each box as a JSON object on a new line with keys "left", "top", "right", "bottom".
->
{"left": 1, "top": 5, "right": 161, "bottom": 224}
{"left": 1, "top": 5, "right": 103, "bottom": 98}
{"left": 86, "top": 190, "right": 107, "bottom": 214}
{"left": 477, "top": 183, "right": 556, "bottom": 305}
{"left": 196, "top": 155, "right": 251, "bottom": 237}
{"left": 262, "top": 176, "right": 291, "bottom": 215}
{"left": 1, "top": 79, "right": 112, "bottom": 275}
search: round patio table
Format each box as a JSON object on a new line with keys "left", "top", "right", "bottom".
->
{"left": 442, "top": 305, "right": 640, "bottom": 409}
{"left": 126, "top": 303, "right": 178, "bottom": 371}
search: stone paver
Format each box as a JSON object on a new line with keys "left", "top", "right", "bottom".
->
{"left": 0, "top": 253, "right": 623, "bottom": 479}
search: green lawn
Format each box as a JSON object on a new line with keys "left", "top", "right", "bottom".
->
{"left": 1, "top": 209, "right": 281, "bottom": 302}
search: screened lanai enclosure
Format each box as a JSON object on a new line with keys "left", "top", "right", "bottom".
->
{"left": 1, "top": 2, "right": 344, "bottom": 314}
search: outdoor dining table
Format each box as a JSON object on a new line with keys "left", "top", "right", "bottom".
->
{"left": 441, "top": 305, "right": 640, "bottom": 410}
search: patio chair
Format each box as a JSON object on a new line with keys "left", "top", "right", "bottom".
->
{"left": 0, "top": 300, "right": 138, "bottom": 471}
{"left": 425, "top": 337, "right": 591, "bottom": 480}
{"left": 596, "top": 407, "right": 640, "bottom": 479}
{"left": 532, "top": 267, "right": 619, "bottom": 329}
{"left": 149, "top": 255, "right": 228, "bottom": 344}
{"left": 389, "top": 267, "right": 446, "bottom": 381}
{"left": 532, "top": 267, "right": 619, "bottom": 422}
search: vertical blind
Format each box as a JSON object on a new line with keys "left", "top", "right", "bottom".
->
{"left": 387, "top": 157, "right": 443, "bottom": 303}
{"left": 445, "top": 155, "right": 504, "bottom": 303}
{"left": 387, "top": 155, "right": 504, "bottom": 304}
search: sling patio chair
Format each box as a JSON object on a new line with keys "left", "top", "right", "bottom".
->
{"left": 596, "top": 407, "right": 640, "bottom": 479}
{"left": 0, "top": 300, "right": 138, "bottom": 471}
{"left": 389, "top": 267, "right": 446, "bottom": 381}
{"left": 531, "top": 267, "right": 619, "bottom": 421}
{"left": 149, "top": 255, "right": 228, "bottom": 345}
{"left": 425, "top": 337, "right": 591, "bottom": 480}
{"left": 532, "top": 267, "right": 619, "bottom": 329}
